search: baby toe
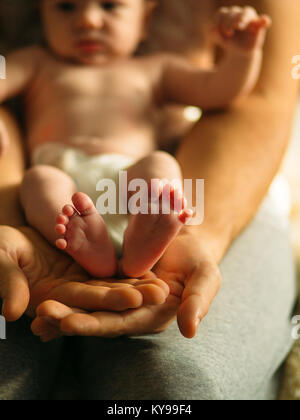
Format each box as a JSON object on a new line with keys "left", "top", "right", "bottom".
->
{"left": 56, "top": 224, "right": 66, "bottom": 235}
{"left": 56, "top": 238, "right": 68, "bottom": 250}
{"left": 62, "top": 205, "right": 76, "bottom": 218}
{"left": 72, "top": 192, "right": 96, "bottom": 216}
{"left": 56, "top": 214, "right": 69, "bottom": 225}
{"left": 179, "top": 209, "right": 194, "bottom": 224}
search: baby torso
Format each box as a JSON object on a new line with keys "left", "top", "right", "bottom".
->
{"left": 25, "top": 50, "right": 162, "bottom": 160}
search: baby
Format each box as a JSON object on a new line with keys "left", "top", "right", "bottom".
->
{"left": 0, "top": 0, "right": 270, "bottom": 279}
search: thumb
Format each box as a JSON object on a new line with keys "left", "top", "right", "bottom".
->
{"left": 0, "top": 254, "right": 30, "bottom": 322}
{"left": 177, "top": 261, "right": 222, "bottom": 339}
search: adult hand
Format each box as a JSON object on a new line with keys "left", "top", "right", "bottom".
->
{"left": 34, "top": 229, "right": 222, "bottom": 340}
{"left": 0, "top": 225, "right": 169, "bottom": 328}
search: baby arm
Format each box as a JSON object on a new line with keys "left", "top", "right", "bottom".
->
{"left": 0, "top": 47, "right": 41, "bottom": 155}
{"left": 160, "top": 6, "right": 271, "bottom": 110}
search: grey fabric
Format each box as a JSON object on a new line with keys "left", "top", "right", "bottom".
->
{"left": 0, "top": 310, "right": 64, "bottom": 400}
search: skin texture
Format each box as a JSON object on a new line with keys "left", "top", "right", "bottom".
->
{"left": 3, "top": 3, "right": 268, "bottom": 284}
{"left": 0, "top": 225, "right": 170, "bottom": 321}
{"left": 0, "top": 0, "right": 299, "bottom": 340}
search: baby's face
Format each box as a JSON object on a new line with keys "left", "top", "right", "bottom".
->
{"left": 41, "top": 0, "right": 149, "bottom": 65}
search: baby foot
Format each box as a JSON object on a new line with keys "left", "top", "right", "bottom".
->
{"left": 56, "top": 192, "right": 118, "bottom": 278}
{"left": 120, "top": 181, "right": 193, "bottom": 278}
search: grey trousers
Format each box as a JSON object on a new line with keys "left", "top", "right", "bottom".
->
{"left": 0, "top": 191, "right": 297, "bottom": 400}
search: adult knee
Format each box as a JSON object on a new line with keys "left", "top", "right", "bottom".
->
{"left": 78, "top": 335, "right": 229, "bottom": 400}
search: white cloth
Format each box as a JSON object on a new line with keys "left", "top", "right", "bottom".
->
{"left": 32, "top": 143, "right": 136, "bottom": 256}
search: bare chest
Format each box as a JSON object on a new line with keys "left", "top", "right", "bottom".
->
{"left": 27, "top": 60, "right": 154, "bottom": 120}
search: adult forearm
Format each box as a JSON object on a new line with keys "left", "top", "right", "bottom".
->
{"left": 0, "top": 107, "right": 25, "bottom": 226}
{"left": 176, "top": 92, "right": 298, "bottom": 263}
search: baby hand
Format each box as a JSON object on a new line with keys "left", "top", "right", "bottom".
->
{"left": 0, "top": 119, "right": 9, "bottom": 157}
{"left": 212, "top": 6, "right": 272, "bottom": 53}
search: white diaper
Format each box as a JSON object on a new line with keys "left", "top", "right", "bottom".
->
{"left": 32, "top": 143, "right": 136, "bottom": 257}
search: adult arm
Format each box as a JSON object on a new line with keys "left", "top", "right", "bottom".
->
{"left": 0, "top": 106, "right": 25, "bottom": 226}
{"left": 176, "top": 0, "right": 300, "bottom": 263}
{"left": 175, "top": 0, "right": 300, "bottom": 334}
{"left": 0, "top": 47, "right": 42, "bottom": 155}
{"left": 0, "top": 47, "right": 41, "bottom": 102}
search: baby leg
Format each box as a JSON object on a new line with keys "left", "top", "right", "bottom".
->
{"left": 20, "top": 165, "right": 77, "bottom": 244}
{"left": 120, "top": 151, "right": 193, "bottom": 278}
{"left": 20, "top": 165, "right": 118, "bottom": 278}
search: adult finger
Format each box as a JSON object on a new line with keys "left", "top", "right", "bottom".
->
{"left": 33, "top": 300, "right": 86, "bottom": 340}
{"left": 31, "top": 316, "right": 64, "bottom": 341}
{"left": 0, "top": 252, "right": 30, "bottom": 321}
{"left": 37, "top": 296, "right": 180, "bottom": 338}
{"left": 47, "top": 275, "right": 169, "bottom": 311}
{"left": 177, "top": 261, "right": 222, "bottom": 338}
{"left": 46, "top": 281, "right": 144, "bottom": 312}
